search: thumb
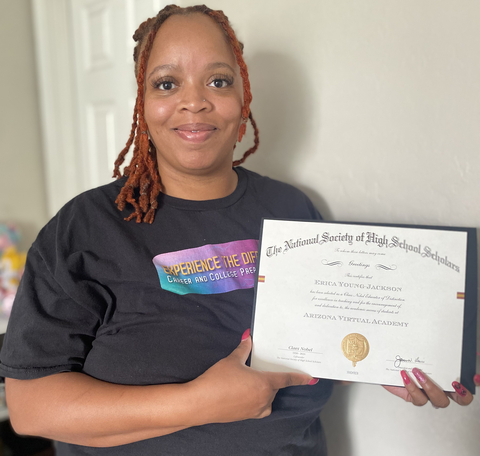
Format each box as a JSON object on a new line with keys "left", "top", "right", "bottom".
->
{"left": 229, "top": 329, "right": 252, "bottom": 364}
{"left": 266, "top": 371, "right": 314, "bottom": 390}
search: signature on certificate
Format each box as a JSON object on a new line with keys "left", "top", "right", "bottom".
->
{"left": 394, "top": 355, "right": 426, "bottom": 368}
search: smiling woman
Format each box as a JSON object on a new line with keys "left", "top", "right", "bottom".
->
{"left": 143, "top": 14, "right": 244, "bottom": 195}
{"left": 113, "top": 4, "right": 259, "bottom": 222}
{"left": 0, "top": 4, "right": 330, "bottom": 456}
{"left": 0, "top": 3, "right": 477, "bottom": 456}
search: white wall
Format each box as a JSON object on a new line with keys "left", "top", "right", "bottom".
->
{"left": 0, "top": 0, "right": 48, "bottom": 249}
{"left": 177, "top": 1, "right": 479, "bottom": 455}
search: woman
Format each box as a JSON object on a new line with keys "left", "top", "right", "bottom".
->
{"left": 0, "top": 5, "right": 476, "bottom": 456}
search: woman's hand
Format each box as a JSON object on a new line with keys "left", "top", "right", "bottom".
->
{"left": 382, "top": 369, "right": 478, "bottom": 407}
{"left": 188, "top": 329, "right": 315, "bottom": 425}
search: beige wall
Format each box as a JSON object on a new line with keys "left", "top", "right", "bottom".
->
{"left": 0, "top": 0, "right": 47, "bottom": 250}
{"left": 179, "top": 1, "right": 479, "bottom": 455}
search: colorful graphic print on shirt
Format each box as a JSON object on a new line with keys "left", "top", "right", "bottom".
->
{"left": 152, "top": 239, "right": 259, "bottom": 295}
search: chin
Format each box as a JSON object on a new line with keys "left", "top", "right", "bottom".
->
{"left": 179, "top": 154, "right": 233, "bottom": 173}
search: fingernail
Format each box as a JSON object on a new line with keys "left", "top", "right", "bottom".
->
{"left": 401, "top": 370, "right": 411, "bottom": 385}
{"left": 473, "top": 374, "right": 480, "bottom": 385}
{"left": 241, "top": 329, "right": 251, "bottom": 341}
{"left": 412, "top": 368, "right": 427, "bottom": 384}
{"left": 452, "top": 381, "right": 467, "bottom": 397}
{"left": 308, "top": 378, "right": 319, "bottom": 385}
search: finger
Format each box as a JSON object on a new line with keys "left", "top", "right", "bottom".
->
{"left": 382, "top": 384, "right": 411, "bottom": 402}
{"left": 474, "top": 374, "right": 480, "bottom": 387}
{"left": 229, "top": 329, "right": 252, "bottom": 364}
{"left": 411, "top": 368, "right": 450, "bottom": 408}
{"left": 266, "top": 371, "right": 313, "bottom": 390}
{"left": 401, "top": 370, "right": 428, "bottom": 406}
{"left": 448, "top": 381, "right": 474, "bottom": 406}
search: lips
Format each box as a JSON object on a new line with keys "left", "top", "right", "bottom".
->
{"left": 174, "top": 123, "right": 216, "bottom": 132}
{"left": 173, "top": 123, "right": 217, "bottom": 143}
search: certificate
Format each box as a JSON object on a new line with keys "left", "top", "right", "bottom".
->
{"left": 251, "top": 220, "right": 477, "bottom": 393}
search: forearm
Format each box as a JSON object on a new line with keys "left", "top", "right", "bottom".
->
{"left": 5, "top": 335, "right": 314, "bottom": 447}
{"left": 6, "top": 372, "right": 197, "bottom": 447}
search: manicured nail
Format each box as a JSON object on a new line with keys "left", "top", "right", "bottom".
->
{"left": 241, "top": 329, "right": 251, "bottom": 341}
{"left": 308, "top": 378, "right": 319, "bottom": 385}
{"left": 473, "top": 374, "right": 480, "bottom": 385}
{"left": 452, "top": 381, "right": 467, "bottom": 397}
{"left": 401, "top": 370, "right": 411, "bottom": 385}
{"left": 412, "top": 368, "right": 427, "bottom": 384}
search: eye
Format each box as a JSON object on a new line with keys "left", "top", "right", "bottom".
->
{"left": 152, "top": 78, "right": 178, "bottom": 91}
{"left": 159, "top": 81, "right": 175, "bottom": 90}
{"left": 209, "top": 79, "right": 229, "bottom": 89}
{"left": 207, "top": 74, "right": 234, "bottom": 89}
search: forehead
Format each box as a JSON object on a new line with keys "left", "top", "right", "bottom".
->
{"left": 149, "top": 13, "right": 237, "bottom": 68}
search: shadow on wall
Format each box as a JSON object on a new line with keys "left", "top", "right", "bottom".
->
{"left": 321, "top": 384, "right": 353, "bottom": 456}
{"left": 235, "top": 51, "right": 333, "bottom": 219}
{"left": 241, "top": 51, "right": 312, "bottom": 178}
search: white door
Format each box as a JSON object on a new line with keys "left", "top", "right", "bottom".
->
{"left": 32, "top": 0, "right": 165, "bottom": 216}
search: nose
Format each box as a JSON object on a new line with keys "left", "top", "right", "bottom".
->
{"left": 179, "top": 83, "right": 211, "bottom": 113}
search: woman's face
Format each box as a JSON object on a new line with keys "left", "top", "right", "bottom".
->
{"left": 144, "top": 13, "right": 243, "bottom": 181}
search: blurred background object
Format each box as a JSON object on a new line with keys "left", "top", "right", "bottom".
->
{"left": 0, "top": 224, "right": 26, "bottom": 318}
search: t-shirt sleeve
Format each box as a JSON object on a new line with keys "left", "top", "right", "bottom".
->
{"left": 253, "top": 172, "right": 323, "bottom": 221}
{"left": 0, "top": 245, "right": 104, "bottom": 380}
{"left": 304, "top": 194, "right": 323, "bottom": 221}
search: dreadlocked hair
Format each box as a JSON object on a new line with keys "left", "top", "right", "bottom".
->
{"left": 113, "top": 4, "right": 260, "bottom": 223}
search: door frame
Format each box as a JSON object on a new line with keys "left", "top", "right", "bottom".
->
{"left": 32, "top": 0, "right": 82, "bottom": 217}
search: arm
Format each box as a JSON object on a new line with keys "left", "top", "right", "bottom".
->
{"left": 6, "top": 332, "right": 314, "bottom": 448}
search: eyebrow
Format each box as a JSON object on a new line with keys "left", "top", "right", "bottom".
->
{"left": 148, "top": 64, "right": 179, "bottom": 79}
{"left": 148, "top": 62, "right": 236, "bottom": 79}
{"left": 205, "top": 62, "right": 236, "bottom": 73}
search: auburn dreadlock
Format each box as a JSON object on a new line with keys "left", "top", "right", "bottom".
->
{"left": 113, "top": 4, "right": 260, "bottom": 223}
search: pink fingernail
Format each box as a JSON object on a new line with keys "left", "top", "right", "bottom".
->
{"left": 401, "top": 370, "right": 411, "bottom": 385}
{"left": 308, "top": 378, "right": 319, "bottom": 385}
{"left": 473, "top": 374, "right": 480, "bottom": 385}
{"left": 241, "top": 329, "right": 251, "bottom": 341}
{"left": 412, "top": 368, "right": 427, "bottom": 384}
{"left": 452, "top": 381, "right": 467, "bottom": 397}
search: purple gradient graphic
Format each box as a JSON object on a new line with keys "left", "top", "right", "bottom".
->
{"left": 152, "top": 239, "right": 259, "bottom": 295}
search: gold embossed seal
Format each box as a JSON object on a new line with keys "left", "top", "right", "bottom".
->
{"left": 341, "top": 333, "right": 370, "bottom": 367}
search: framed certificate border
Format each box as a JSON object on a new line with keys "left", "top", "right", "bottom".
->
{"left": 251, "top": 219, "right": 477, "bottom": 393}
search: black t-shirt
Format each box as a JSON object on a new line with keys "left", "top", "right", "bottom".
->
{"left": 0, "top": 167, "right": 333, "bottom": 455}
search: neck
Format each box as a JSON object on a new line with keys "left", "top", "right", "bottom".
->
{"left": 160, "top": 167, "right": 238, "bottom": 201}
